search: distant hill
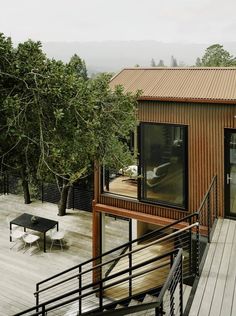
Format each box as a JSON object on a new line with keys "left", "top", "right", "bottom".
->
{"left": 42, "top": 41, "right": 236, "bottom": 75}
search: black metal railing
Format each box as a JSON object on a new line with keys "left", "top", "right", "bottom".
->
{"left": 14, "top": 249, "right": 183, "bottom": 316}
{"left": 10, "top": 214, "right": 198, "bottom": 315}
{"left": 0, "top": 172, "right": 8, "bottom": 195}
{"left": 197, "top": 175, "right": 218, "bottom": 243}
{"left": 32, "top": 213, "right": 198, "bottom": 307}
{"left": 11, "top": 175, "right": 217, "bottom": 316}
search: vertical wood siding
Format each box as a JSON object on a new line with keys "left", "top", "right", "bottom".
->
{"left": 98, "top": 101, "right": 236, "bottom": 221}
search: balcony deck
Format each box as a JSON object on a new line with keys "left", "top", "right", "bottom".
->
{"left": 0, "top": 194, "right": 128, "bottom": 315}
{"left": 189, "top": 218, "right": 236, "bottom": 316}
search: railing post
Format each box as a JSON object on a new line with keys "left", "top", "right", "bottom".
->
{"left": 72, "top": 185, "right": 75, "bottom": 210}
{"left": 79, "top": 266, "right": 82, "bottom": 315}
{"left": 179, "top": 253, "right": 183, "bottom": 316}
{"left": 35, "top": 283, "right": 39, "bottom": 314}
{"left": 196, "top": 214, "right": 200, "bottom": 277}
{"left": 188, "top": 216, "right": 193, "bottom": 276}
{"left": 99, "top": 277, "right": 103, "bottom": 312}
{"left": 6, "top": 172, "right": 9, "bottom": 194}
{"left": 215, "top": 176, "right": 218, "bottom": 220}
{"left": 41, "top": 182, "right": 44, "bottom": 203}
{"left": 156, "top": 302, "right": 163, "bottom": 316}
{"left": 207, "top": 195, "right": 211, "bottom": 243}
{"left": 42, "top": 304, "right": 46, "bottom": 316}
{"left": 129, "top": 219, "right": 132, "bottom": 297}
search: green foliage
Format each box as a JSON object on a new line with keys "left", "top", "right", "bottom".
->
{"left": 157, "top": 59, "right": 165, "bottom": 67}
{"left": 197, "top": 44, "right": 236, "bottom": 67}
{"left": 0, "top": 33, "right": 138, "bottom": 196}
{"left": 171, "top": 56, "right": 178, "bottom": 67}
{"left": 67, "top": 54, "right": 88, "bottom": 80}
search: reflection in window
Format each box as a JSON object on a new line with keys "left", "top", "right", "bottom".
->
{"left": 140, "top": 123, "right": 187, "bottom": 208}
{"left": 103, "top": 131, "right": 138, "bottom": 198}
{"left": 103, "top": 166, "right": 138, "bottom": 198}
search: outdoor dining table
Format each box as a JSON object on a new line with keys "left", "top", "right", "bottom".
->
{"left": 10, "top": 213, "right": 59, "bottom": 252}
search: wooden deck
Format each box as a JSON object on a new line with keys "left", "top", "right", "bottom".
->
{"left": 0, "top": 194, "right": 128, "bottom": 316}
{"left": 189, "top": 218, "right": 236, "bottom": 316}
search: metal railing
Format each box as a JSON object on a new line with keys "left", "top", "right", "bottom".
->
{"left": 13, "top": 175, "right": 217, "bottom": 316}
{"left": 0, "top": 172, "right": 9, "bottom": 195}
{"left": 197, "top": 175, "right": 218, "bottom": 243}
{"left": 14, "top": 249, "right": 183, "bottom": 316}
{"left": 13, "top": 216, "right": 198, "bottom": 315}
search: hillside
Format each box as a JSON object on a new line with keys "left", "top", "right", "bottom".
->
{"left": 42, "top": 41, "right": 236, "bottom": 75}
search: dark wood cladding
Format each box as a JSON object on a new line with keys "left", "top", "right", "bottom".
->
{"left": 99, "top": 195, "right": 185, "bottom": 220}
{"left": 97, "top": 101, "right": 236, "bottom": 221}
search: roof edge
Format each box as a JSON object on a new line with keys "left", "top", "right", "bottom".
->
{"left": 139, "top": 96, "right": 236, "bottom": 105}
{"left": 122, "top": 67, "right": 236, "bottom": 70}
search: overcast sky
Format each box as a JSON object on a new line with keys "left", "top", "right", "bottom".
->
{"left": 0, "top": 0, "right": 235, "bottom": 44}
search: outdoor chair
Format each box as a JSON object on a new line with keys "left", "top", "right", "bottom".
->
{"left": 23, "top": 233, "right": 40, "bottom": 255}
{"left": 10, "top": 229, "right": 26, "bottom": 250}
{"left": 50, "top": 230, "right": 65, "bottom": 251}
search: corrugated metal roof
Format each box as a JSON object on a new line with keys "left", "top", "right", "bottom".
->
{"left": 109, "top": 68, "right": 236, "bottom": 104}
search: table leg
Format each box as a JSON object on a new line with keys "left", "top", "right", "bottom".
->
{"left": 44, "top": 232, "right": 46, "bottom": 252}
{"left": 56, "top": 222, "right": 59, "bottom": 231}
{"left": 10, "top": 223, "right": 12, "bottom": 242}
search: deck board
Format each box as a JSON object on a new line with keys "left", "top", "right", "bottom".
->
{"left": 210, "top": 220, "right": 236, "bottom": 316}
{"left": 190, "top": 218, "right": 236, "bottom": 316}
{"left": 0, "top": 194, "right": 129, "bottom": 315}
{"left": 189, "top": 218, "right": 223, "bottom": 316}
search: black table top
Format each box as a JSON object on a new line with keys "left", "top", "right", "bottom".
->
{"left": 10, "top": 213, "right": 58, "bottom": 233}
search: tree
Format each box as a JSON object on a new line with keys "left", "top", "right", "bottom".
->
{"left": 67, "top": 54, "right": 88, "bottom": 80}
{"left": 170, "top": 56, "right": 178, "bottom": 67}
{"left": 0, "top": 36, "right": 45, "bottom": 203}
{"left": 157, "top": 59, "right": 165, "bottom": 67}
{"left": 0, "top": 34, "right": 138, "bottom": 215}
{"left": 200, "top": 44, "right": 236, "bottom": 67}
{"left": 45, "top": 72, "right": 138, "bottom": 216}
{"left": 150, "top": 58, "right": 156, "bottom": 67}
{"left": 195, "top": 57, "right": 202, "bottom": 67}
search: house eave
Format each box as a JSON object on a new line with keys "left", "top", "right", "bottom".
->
{"left": 138, "top": 96, "right": 236, "bottom": 105}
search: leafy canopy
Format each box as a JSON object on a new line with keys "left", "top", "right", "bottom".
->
{"left": 0, "top": 33, "right": 138, "bottom": 188}
{"left": 196, "top": 44, "right": 236, "bottom": 67}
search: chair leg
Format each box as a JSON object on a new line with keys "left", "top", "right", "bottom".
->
{"left": 50, "top": 240, "right": 54, "bottom": 251}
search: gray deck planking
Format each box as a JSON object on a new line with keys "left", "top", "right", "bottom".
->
{"left": 189, "top": 218, "right": 223, "bottom": 316}
{"left": 190, "top": 218, "right": 236, "bottom": 316}
{"left": 0, "top": 194, "right": 129, "bottom": 316}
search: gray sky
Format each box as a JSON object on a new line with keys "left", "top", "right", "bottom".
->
{"left": 0, "top": 0, "right": 235, "bottom": 43}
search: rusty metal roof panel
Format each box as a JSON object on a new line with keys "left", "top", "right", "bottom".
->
{"left": 110, "top": 68, "right": 236, "bottom": 103}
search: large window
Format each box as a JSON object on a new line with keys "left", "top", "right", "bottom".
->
{"left": 103, "top": 123, "right": 188, "bottom": 209}
{"left": 140, "top": 123, "right": 187, "bottom": 208}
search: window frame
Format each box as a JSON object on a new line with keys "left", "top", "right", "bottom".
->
{"left": 138, "top": 122, "right": 188, "bottom": 210}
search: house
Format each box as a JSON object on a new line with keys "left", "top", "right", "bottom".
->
{"left": 92, "top": 67, "right": 236, "bottom": 259}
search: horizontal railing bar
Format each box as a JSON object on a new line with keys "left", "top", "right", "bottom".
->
{"left": 35, "top": 222, "right": 198, "bottom": 296}
{"left": 17, "top": 250, "right": 178, "bottom": 316}
{"left": 36, "top": 212, "right": 199, "bottom": 288}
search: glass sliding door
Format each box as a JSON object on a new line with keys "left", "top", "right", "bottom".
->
{"left": 140, "top": 123, "right": 187, "bottom": 208}
{"left": 225, "top": 129, "right": 236, "bottom": 217}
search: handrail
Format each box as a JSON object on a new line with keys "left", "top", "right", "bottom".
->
{"left": 197, "top": 175, "right": 218, "bottom": 243}
{"left": 30, "top": 173, "right": 217, "bottom": 312}
{"left": 197, "top": 175, "right": 217, "bottom": 213}
{"left": 36, "top": 211, "right": 199, "bottom": 288}
{"left": 15, "top": 249, "right": 178, "bottom": 316}
{"left": 34, "top": 221, "right": 198, "bottom": 296}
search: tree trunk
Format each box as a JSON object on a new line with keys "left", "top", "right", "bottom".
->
{"left": 58, "top": 180, "right": 70, "bottom": 216}
{"left": 20, "top": 168, "right": 31, "bottom": 204}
